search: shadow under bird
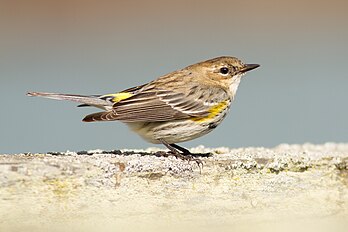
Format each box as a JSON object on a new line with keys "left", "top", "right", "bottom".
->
{"left": 27, "top": 56, "right": 259, "bottom": 163}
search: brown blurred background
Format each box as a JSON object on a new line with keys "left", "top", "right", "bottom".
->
{"left": 1, "top": 0, "right": 347, "bottom": 153}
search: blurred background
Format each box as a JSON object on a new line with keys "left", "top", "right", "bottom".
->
{"left": 1, "top": 0, "right": 347, "bottom": 154}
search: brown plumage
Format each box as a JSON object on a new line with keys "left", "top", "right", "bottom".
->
{"left": 27, "top": 56, "right": 260, "bottom": 162}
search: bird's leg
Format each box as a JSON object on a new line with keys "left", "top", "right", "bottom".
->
{"left": 170, "top": 143, "right": 212, "bottom": 158}
{"left": 168, "top": 143, "right": 191, "bottom": 154}
{"left": 160, "top": 140, "right": 188, "bottom": 159}
{"left": 159, "top": 139, "right": 203, "bottom": 169}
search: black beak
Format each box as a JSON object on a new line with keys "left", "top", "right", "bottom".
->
{"left": 240, "top": 64, "right": 260, "bottom": 73}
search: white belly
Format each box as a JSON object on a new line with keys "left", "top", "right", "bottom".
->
{"left": 125, "top": 107, "right": 229, "bottom": 144}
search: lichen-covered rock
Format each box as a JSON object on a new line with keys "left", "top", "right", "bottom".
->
{"left": 1, "top": 143, "right": 348, "bottom": 232}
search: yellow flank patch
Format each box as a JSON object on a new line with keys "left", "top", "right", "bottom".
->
{"left": 191, "top": 101, "right": 228, "bottom": 123}
{"left": 104, "top": 92, "right": 134, "bottom": 103}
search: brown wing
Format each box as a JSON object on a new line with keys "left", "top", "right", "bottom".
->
{"left": 83, "top": 94, "right": 186, "bottom": 122}
{"left": 83, "top": 83, "right": 229, "bottom": 123}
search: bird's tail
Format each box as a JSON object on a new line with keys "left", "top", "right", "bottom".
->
{"left": 27, "top": 92, "right": 110, "bottom": 108}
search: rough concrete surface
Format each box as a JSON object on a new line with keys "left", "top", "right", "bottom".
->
{"left": 1, "top": 143, "right": 348, "bottom": 232}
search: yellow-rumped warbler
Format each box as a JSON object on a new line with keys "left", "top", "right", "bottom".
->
{"left": 27, "top": 56, "right": 259, "bottom": 161}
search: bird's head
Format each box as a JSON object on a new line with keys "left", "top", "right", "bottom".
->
{"left": 188, "top": 56, "right": 260, "bottom": 95}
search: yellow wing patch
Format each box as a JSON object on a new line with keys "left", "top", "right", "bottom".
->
{"left": 191, "top": 101, "right": 228, "bottom": 123}
{"left": 102, "top": 92, "right": 134, "bottom": 103}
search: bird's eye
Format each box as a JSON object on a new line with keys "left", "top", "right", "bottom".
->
{"left": 219, "top": 67, "right": 229, "bottom": 75}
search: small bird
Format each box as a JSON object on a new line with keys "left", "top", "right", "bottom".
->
{"left": 27, "top": 56, "right": 259, "bottom": 161}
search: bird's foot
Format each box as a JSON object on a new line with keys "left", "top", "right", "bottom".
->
{"left": 168, "top": 151, "right": 204, "bottom": 171}
{"left": 186, "top": 152, "right": 212, "bottom": 158}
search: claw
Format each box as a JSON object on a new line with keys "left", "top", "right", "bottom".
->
{"left": 171, "top": 152, "right": 204, "bottom": 172}
{"left": 158, "top": 139, "right": 207, "bottom": 173}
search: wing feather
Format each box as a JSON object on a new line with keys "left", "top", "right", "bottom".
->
{"left": 83, "top": 83, "right": 229, "bottom": 122}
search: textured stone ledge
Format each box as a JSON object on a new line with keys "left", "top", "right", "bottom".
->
{"left": 1, "top": 143, "right": 348, "bottom": 232}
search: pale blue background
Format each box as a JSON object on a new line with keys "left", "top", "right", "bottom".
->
{"left": 1, "top": 0, "right": 347, "bottom": 153}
